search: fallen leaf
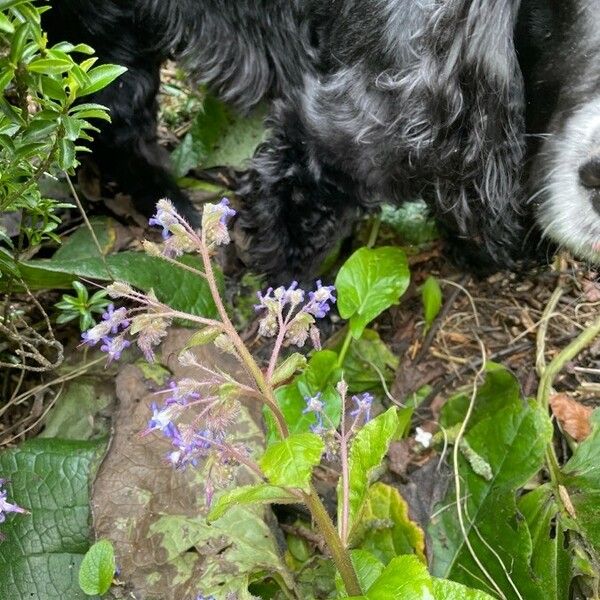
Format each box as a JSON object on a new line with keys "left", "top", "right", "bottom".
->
{"left": 550, "top": 393, "right": 593, "bottom": 441}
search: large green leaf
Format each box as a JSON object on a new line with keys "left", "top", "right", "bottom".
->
{"left": 259, "top": 433, "right": 324, "bottom": 492}
{"left": 0, "top": 218, "right": 219, "bottom": 316}
{"left": 439, "top": 362, "right": 522, "bottom": 430}
{"left": 340, "top": 407, "right": 402, "bottom": 540}
{"left": 336, "top": 247, "right": 410, "bottom": 339}
{"left": 518, "top": 485, "right": 572, "bottom": 600}
{"left": 352, "top": 482, "right": 426, "bottom": 565}
{"left": 0, "top": 438, "right": 106, "bottom": 600}
{"left": 361, "top": 555, "right": 495, "bottom": 600}
{"left": 430, "top": 392, "right": 553, "bottom": 599}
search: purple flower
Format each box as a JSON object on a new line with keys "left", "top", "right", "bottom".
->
{"left": 305, "top": 280, "right": 336, "bottom": 318}
{"left": 101, "top": 304, "right": 130, "bottom": 334}
{"left": 149, "top": 199, "right": 179, "bottom": 239}
{"left": 81, "top": 304, "right": 129, "bottom": 347}
{"left": 100, "top": 335, "right": 131, "bottom": 362}
{"left": 0, "top": 480, "right": 26, "bottom": 526}
{"left": 303, "top": 393, "right": 325, "bottom": 431}
{"left": 217, "top": 198, "right": 236, "bottom": 225}
{"left": 146, "top": 402, "right": 174, "bottom": 433}
{"left": 350, "top": 393, "right": 374, "bottom": 423}
{"left": 196, "top": 595, "right": 216, "bottom": 600}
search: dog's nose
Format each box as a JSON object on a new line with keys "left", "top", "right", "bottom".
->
{"left": 579, "top": 156, "right": 600, "bottom": 188}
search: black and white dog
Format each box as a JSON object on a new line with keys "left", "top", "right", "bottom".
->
{"left": 44, "top": 0, "right": 600, "bottom": 277}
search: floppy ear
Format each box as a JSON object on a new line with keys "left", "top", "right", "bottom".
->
{"left": 414, "top": 0, "right": 526, "bottom": 264}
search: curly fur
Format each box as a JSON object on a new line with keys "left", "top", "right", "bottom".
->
{"left": 43, "top": 0, "right": 600, "bottom": 277}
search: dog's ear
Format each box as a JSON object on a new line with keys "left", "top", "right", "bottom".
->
{"left": 415, "top": 0, "right": 526, "bottom": 264}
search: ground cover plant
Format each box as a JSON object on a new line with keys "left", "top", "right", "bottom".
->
{"left": 0, "top": 3, "right": 600, "bottom": 600}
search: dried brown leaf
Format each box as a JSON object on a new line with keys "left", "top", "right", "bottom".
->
{"left": 549, "top": 393, "right": 593, "bottom": 441}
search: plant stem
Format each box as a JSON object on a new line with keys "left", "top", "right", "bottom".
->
{"left": 536, "top": 312, "right": 600, "bottom": 483}
{"left": 303, "top": 489, "right": 362, "bottom": 596}
{"left": 336, "top": 327, "right": 353, "bottom": 368}
{"left": 196, "top": 228, "right": 289, "bottom": 437}
{"left": 339, "top": 431, "right": 350, "bottom": 545}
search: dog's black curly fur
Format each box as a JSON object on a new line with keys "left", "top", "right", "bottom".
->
{"left": 44, "top": 0, "right": 600, "bottom": 277}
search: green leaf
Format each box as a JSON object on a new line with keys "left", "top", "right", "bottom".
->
{"left": 429, "top": 391, "right": 553, "bottom": 599}
{"left": 561, "top": 410, "right": 600, "bottom": 550}
{"left": 518, "top": 485, "right": 572, "bottom": 600}
{"left": 271, "top": 352, "right": 307, "bottom": 386}
{"left": 431, "top": 578, "right": 497, "bottom": 599}
{"left": 335, "top": 550, "right": 384, "bottom": 596}
{"left": 0, "top": 438, "right": 107, "bottom": 600}
{"left": 79, "top": 64, "right": 127, "bottom": 96}
{"left": 440, "top": 362, "right": 522, "bottom": 430}
{"left": 266, "top": 350, "right": 342, "bottom": 442}
{"left": 336, "top": 247, "right": 410, "bottom": 338}
{"left": 352, "top": 482, "right": 426, "bottom": 564}
{"left": 340, "top": 407, "right": 402, "bottom": 540}
{"left": 335, "top": 328, "right": 399, "bottom": 395}
{"left": 421, "top": 276, "right": 442, "bottom": 329}
{"left": 208, "top": 484, "right": 299, "bottom": 522}
{"left": 361, "top": 555, "right": 495, "bottom": 600}
{"left": 259, "top": 433, "right": 324, "bottom": 491}
{"left": 78, "top": 539, "right": 116, "bottom": 596}
{"left": 184, "top": 325, "right": 222, "bottom": 348}
{"left": 380, "top": 201, "right": 439, "bottom": 245}
{"left": 364, "top": 555, "right": 433, "bottom": 599}
{"left": 4, "top": 218, "right": 220, "bottom": 317}
{"left": 28, "top": 57, "right": 73, "bottom": 74}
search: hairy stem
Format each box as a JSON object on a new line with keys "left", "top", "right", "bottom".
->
{"left": 303, "top": 489, "right": 362, "bottom": 596}
{"left": 196, "top": 227, "right": 289, "bottom": 437}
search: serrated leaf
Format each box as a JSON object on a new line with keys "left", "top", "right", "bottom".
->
{"left": 259, "top": 433, "right": 324, "bottom": 491}
{"left": 431, "top": 578, "right": 497, "bottom": 599}
{"left": 421, "top": 275, "right": 442, "bottom": 329}
{"left": 430, "top": 369, "right": 553, "bottom": 600}
{"left": 364, "top": 554, "right": 433, "bottom": 599}
{"left": 0, "top": 438, "right": 106, "bottom": 600}
{"left": 336, "top": 247, "right": 409, "bottom": 339}
{"left": 362, "top": 554, "right": 495, "bottom": 600}
{"left": 340, "top": 407, "right": 401, "bottom": 539}
{"left": 208, "top": 484, "right": 299, "bottom": 522}
{"left": 352, "top": 482, "right": 426, "bottom": 564}
{"left": 78, "top": 539, "right": 115, "bottom": 595}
